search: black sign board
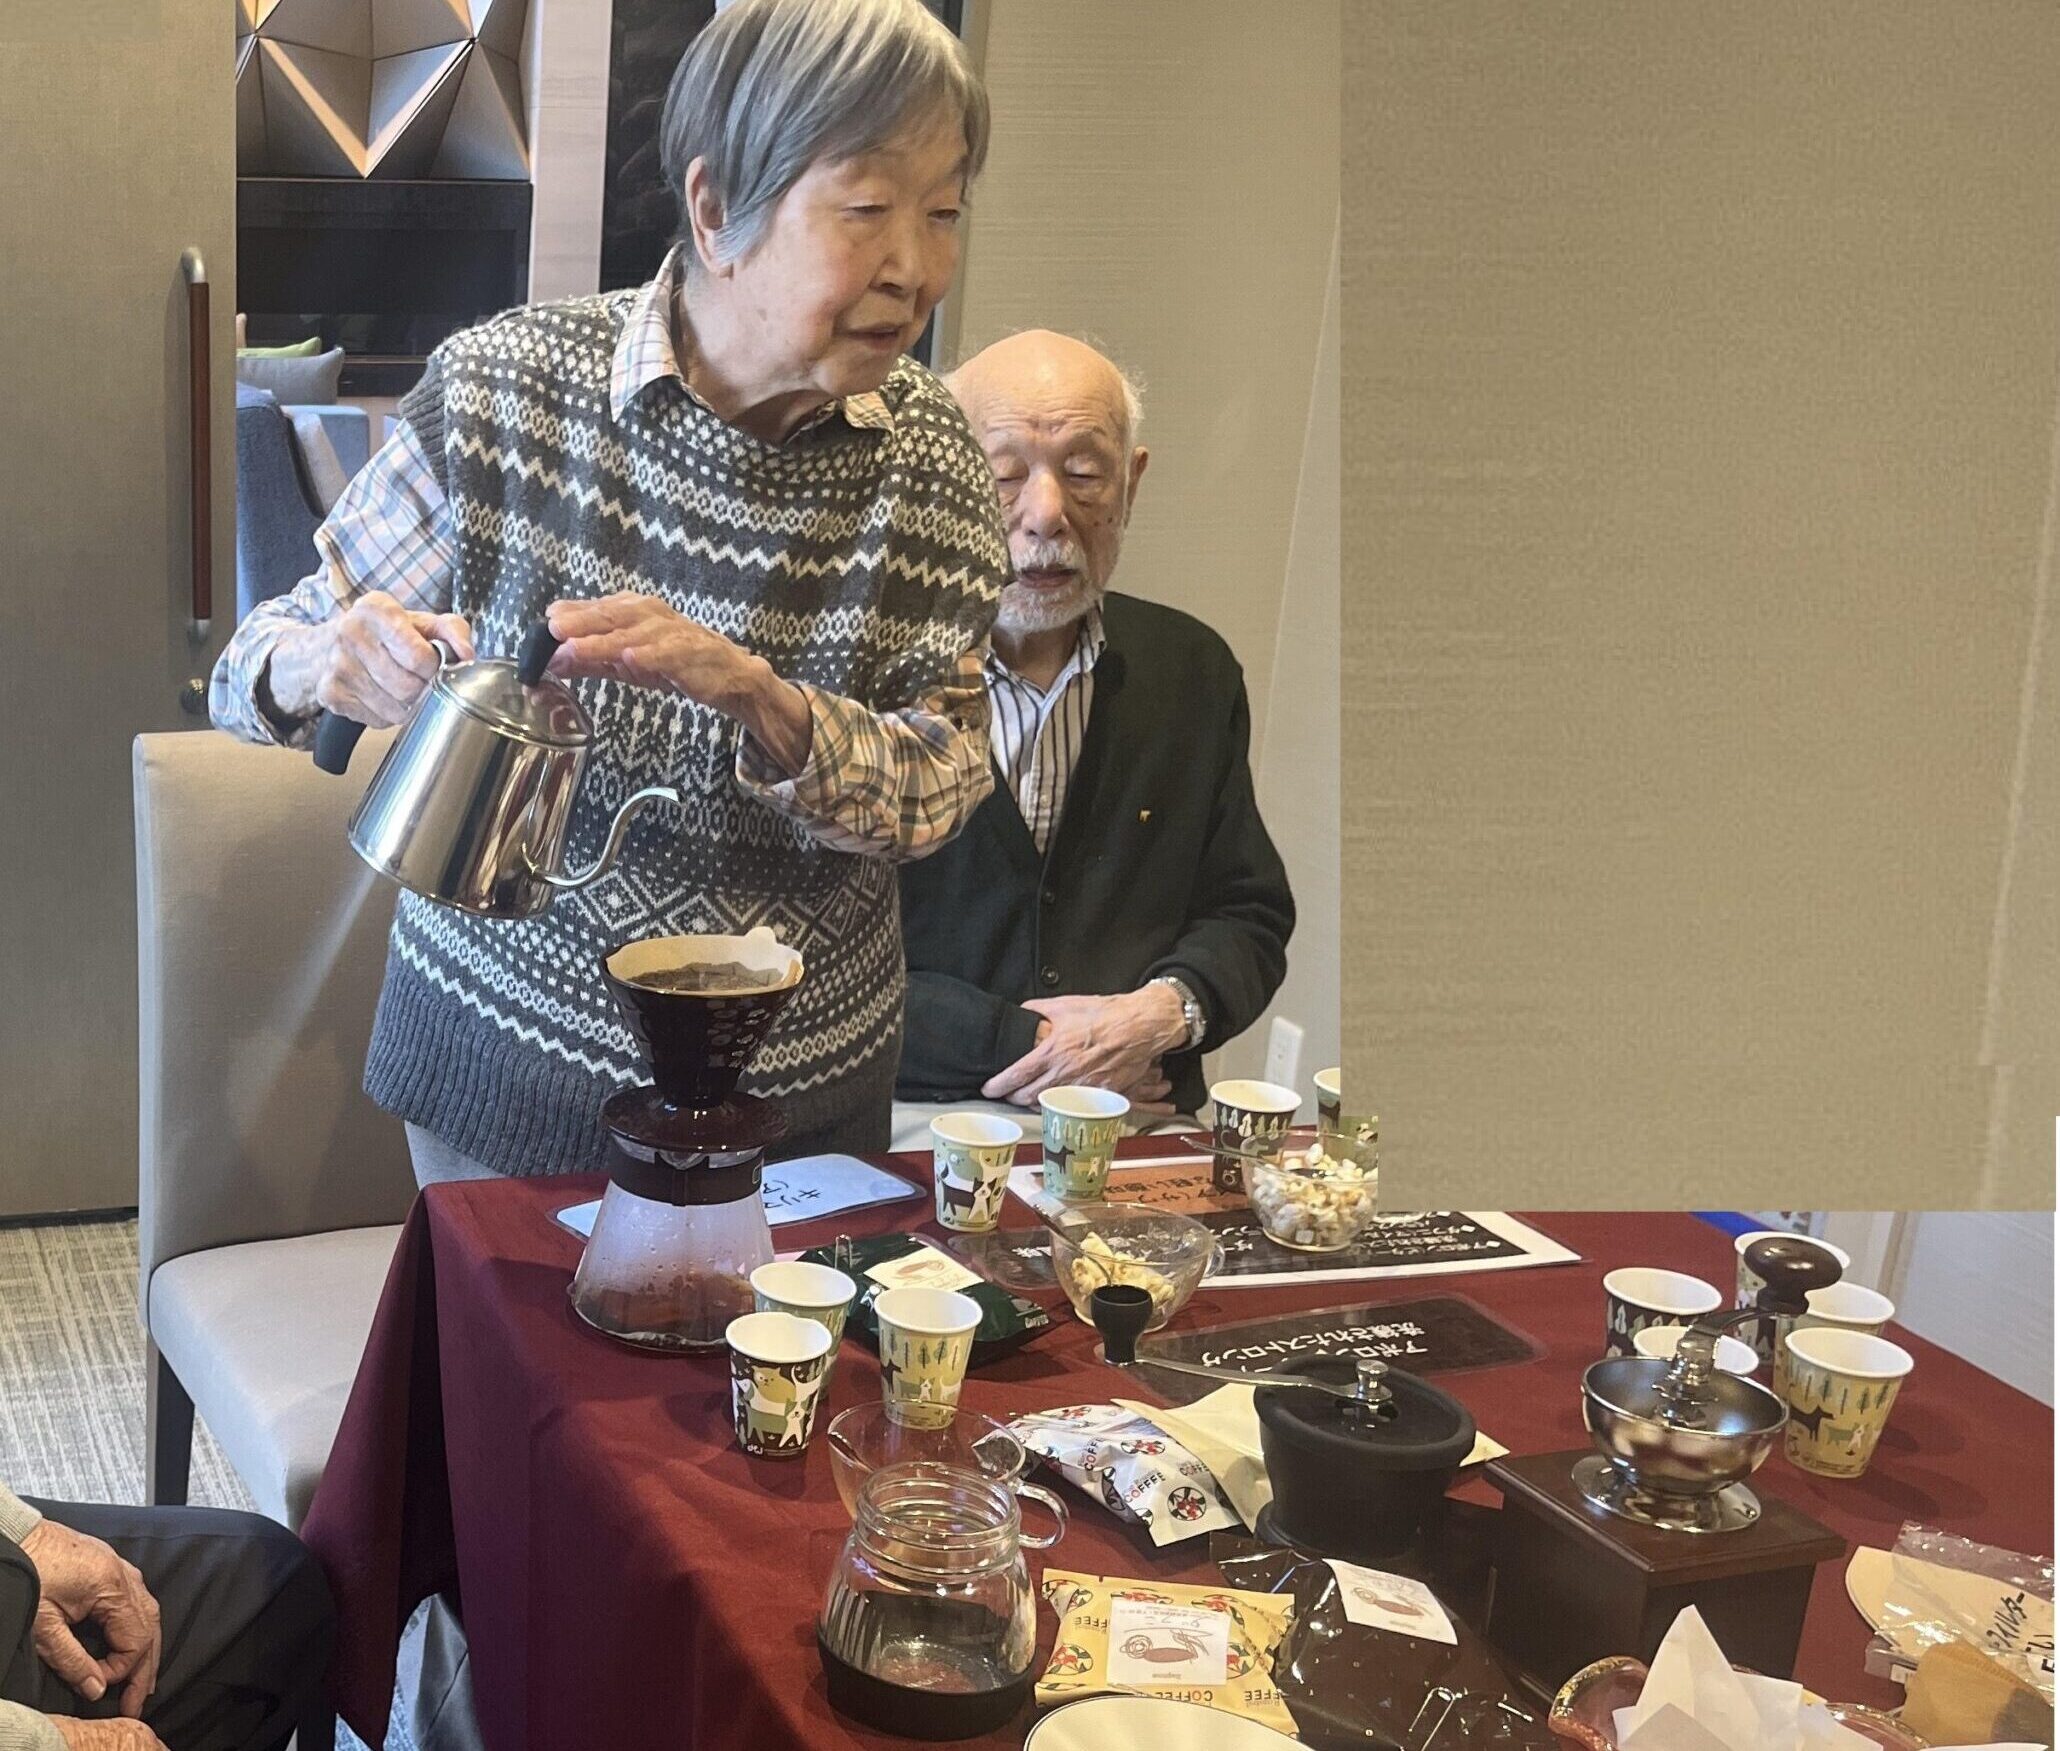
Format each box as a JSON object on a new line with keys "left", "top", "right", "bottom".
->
{"left": 1197, "top": 1209, "right": 1532, "bottom": 1280}
{"left": 1131, "top": 1295, "right": 1539, "bottom": 1407}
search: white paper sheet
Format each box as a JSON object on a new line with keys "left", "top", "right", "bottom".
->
{"left": 554, "top": 1151, "right": 922, "bottom": 1240}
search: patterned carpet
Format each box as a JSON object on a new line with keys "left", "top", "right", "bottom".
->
{"left": 0, "top": 1216, "right": 393, "bottom": 1750}
{"left": 0, "top": 1216, "right": 252, "bottom": 1512}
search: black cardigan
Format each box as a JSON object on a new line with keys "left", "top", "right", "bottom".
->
{"left": 898, "top": 592, "right": 1295, "bottom": 1115}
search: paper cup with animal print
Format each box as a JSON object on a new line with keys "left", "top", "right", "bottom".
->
{"left": 873, "top": 1286, "right": 981, "bottom": 1430}
{"left": 1039, "top": 1087, "right": 1128, "bottom": 1201}
{"left": 931, "top": 1112, "right": 1023, "bottom": 1231}
{"left": 1208, "top": 1078, "right": 1301, "bottom": 1194}
{"left": 1734, "top": 1231, "right": 1852, "bottom": 1366}
{"left": 751, "top": 1261, "right": 857, "bottom": 1346}
{"left": 1780, "top": 1326, "right": 1913, "bottom": 1478}
{"left": 1313, "top": 1067, "right": 1343, "bottom": 1131}
{"left": 1773, "top": 1282, "right": 1897, "bottom": 1395}
{"left": 1601, "top": 1267, "right": 1723, "bottom": 1358}
{"left": 726, "top": 1312, "right": 833, "bottom": 1459}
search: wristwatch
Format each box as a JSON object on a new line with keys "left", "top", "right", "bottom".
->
{"left": 1151, "top": 975, "right": 1207, "bottom": 1052}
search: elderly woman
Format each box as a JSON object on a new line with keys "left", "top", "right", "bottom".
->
{"left": 211, "top": 0, "right": 1004, "bottom": 1182}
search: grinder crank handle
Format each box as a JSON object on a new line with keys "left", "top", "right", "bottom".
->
{"left": 1087, "top": 1285, "right": 1389, "bottom": 1405}
{"left": 1737, "top": 1234, "right": 1843, "bottom": 1317}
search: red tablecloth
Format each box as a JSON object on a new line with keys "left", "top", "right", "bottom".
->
{"left": 300, "top": 1159, "right": 2053, "bottom": 1750}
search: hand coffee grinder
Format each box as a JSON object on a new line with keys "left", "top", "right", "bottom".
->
{"left": 1484, "top": 1236, "right": 1850, "bottom": 1690}
{"left": 568, "top": 927, "right": 802, "bottom": 1352}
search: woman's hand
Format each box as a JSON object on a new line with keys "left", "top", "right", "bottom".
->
{"left": 546, "top": 594, "right": 814, "bottom": 775}
{"left": 544, "top": 593, "right": 756, "bottom": 704}
{"left": 268, "top": 588, "right": 473, "bottom": 725}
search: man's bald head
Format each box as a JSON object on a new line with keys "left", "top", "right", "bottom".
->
{"left": 948, "top": 330, "right": 1150, "bottom": 640}
{"left": 949, "top": 329, "right": 1143, "bottom": 451}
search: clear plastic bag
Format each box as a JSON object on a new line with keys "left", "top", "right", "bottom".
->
{"left": 1873, "top": 1522, "right": 2054, "bottom": 1702}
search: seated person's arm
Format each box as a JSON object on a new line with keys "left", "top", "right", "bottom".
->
{"left": 1143, "top": 677, "right": 1295, "bottom": 1051}
{"left": 898, "top": 969, "right": 1045, "bottom": 1099}
{"left": 210, "top": 365, "right": 466, "bottom": 749}
{"left": 0, "top": 1485, "right": 56, "bottom": 1750}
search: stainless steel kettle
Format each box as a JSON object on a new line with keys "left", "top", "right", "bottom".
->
{"left": 313, "top": 622, "right": 681, "bottom": 919}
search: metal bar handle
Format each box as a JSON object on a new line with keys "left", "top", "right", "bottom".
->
{"left": 181, "top": 248, "right": 212, "bottom": 642}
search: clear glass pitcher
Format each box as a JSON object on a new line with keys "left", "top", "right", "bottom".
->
{"left": 567, "top": 1146, "right": 774, "bottom": 1351}
{"left": 818, "top": 1462, "right": 1038, "bottom": 1739}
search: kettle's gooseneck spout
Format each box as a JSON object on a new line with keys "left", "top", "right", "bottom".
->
{"left": 541, "top": 784, "right": 683, "bottom": 892}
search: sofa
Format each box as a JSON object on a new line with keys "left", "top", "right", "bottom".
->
{"left": 233, "top": 384, "right": 369, "bottom": 623}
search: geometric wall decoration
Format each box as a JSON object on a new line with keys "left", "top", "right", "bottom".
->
{"left": 236, "top": 0, "right": 529, "bottom": 180}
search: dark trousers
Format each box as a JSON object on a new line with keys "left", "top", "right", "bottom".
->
{"left": 2, "top": 1501, "right": 333, "bottom": 1751}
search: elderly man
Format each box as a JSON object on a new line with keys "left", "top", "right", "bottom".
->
{"left": 0, "top": 1482, "right": 332, "bottom": 1751}
{"left": 896, "top": 330, "right": 1294, "bottom": 1126}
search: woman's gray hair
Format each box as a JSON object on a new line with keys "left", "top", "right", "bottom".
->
{"left": 661, "top": 0, "right": 990, "bottom": 270}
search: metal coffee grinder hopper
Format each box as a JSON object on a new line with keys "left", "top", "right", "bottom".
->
{"left": 1574, "top": 1235, "right": 1844, "bottom": 1535}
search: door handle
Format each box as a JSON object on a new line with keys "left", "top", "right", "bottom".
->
{"left": 181, "top": 248, "right": 212, "bottom": 642}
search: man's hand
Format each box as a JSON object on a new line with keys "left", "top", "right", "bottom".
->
{"left": 981, "top": 987, "right": 1187, "bottom": 1112}
{"left": 546, "top": 594, "right": 813, "bottom": 775}
{"left": 48, "top": 1718, "right": 170, "bottom": 1750}
{"left": 20, "top": 1520, "right": 162, "bottom": 1719}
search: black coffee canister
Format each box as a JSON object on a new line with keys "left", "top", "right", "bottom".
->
{"left": 1255, "top": 1357, "right": 1476, "bottom": 1563}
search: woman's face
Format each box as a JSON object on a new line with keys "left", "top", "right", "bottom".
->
{"left": 718, "top": 112, "right": 969, "bottom": 403}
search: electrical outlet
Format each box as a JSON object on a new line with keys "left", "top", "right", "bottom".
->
{"left": 1265, "top": 1016, "right": 1304, "bottom": 1093}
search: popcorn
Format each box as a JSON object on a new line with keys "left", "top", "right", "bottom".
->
{"left": 1063, "top": 1232, "right": 1179, "bottom": 1317}
{"left": 1247, "top": 1140, "right": 1378, "bottom": 1251}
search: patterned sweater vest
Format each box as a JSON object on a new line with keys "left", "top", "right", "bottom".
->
{"left": 362, "top": 292, "right": 1004, "bottom": 1175}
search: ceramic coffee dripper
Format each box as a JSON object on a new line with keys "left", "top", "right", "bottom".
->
{"left": 567, "top": 928, "right": 803, "bottom": 1352}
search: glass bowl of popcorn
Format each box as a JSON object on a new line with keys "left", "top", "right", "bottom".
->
{"left": 1235, "top": 1125, "right": 1381, "bottom": 1253}
{"left": 1047, "top": 1205, "right": 1222, "bottom": 1333}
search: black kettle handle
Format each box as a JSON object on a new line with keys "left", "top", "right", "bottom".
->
{"left": 517, "top": 623, "right": 561, "bottom": 686}
{"left": 312, "top": 712, "right": 365, "bottom": 776}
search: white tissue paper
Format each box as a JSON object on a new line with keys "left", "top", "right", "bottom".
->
{"left": 1613, "top": 1609, "right": 2038, "bottom": 1751}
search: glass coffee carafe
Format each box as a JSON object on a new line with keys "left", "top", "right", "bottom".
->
{"left": 568, "top": 928, "right": 802, "bottom": 1352}
{"left": 818, "top": 1462, "right": 1038, "bottom": 1740}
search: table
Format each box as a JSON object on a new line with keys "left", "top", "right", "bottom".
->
{"left": 300, "top": 1154, "right": 2052, "bottom": 1750}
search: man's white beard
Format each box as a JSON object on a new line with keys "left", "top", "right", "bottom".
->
{"left": 995, "top": 572, "right": 1102, "bottom": 634}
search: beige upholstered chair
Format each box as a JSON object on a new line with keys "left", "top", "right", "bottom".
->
{"left": 133, "top": 728, "right": 414, "bottom": 1531}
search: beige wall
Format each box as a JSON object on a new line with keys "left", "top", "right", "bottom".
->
{"left": 1222, "top": 220, "right": 1341, "bottom": 1098}
{"left": 1347, "top": 3, "right": 2060, "bottom": 1209}
{"left": 956, "top": 0, "right": 1342, "bottom": 1076}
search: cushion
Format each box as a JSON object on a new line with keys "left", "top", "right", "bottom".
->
{"left": 237, "top": 335, "right": 322, "bottom": 359}
{"left": 148, "top": 1226, "right": 404, "bottom": 1529}
{"left": 234, "top": 346, "right": 344, "bottom": 405}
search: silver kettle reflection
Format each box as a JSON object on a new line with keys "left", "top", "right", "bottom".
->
{"left": 313, "top": 622, "right": 680, "bottom": 919}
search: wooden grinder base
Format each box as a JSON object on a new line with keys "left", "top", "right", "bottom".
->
{"left": 1483, "top": 1450, "right": 1846, "bottom": 1697}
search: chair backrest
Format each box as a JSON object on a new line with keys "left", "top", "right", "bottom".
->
{"left": 233, "top": 386, "right": 322, "bottom": 624}
{"left": 133, "top": 729, "right": 413, "bottom": 1307}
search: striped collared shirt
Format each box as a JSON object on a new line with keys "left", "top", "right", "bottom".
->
{"left": 209, "top": 245, "right": 988, "bottom": 864}
{"left": 984, "top": 611, "right": 1105, "bottom": 853}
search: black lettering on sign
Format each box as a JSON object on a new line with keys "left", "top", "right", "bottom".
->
{"left": 1134, "top": 1295, "right": 1539, "bottom": 1407}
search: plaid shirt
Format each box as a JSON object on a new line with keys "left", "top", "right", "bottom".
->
{"left": 211, "top": 246, "right": 992, "bottom": 861}
{"left": 984, "top": 611, "right": 1105, "bottom": 853}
